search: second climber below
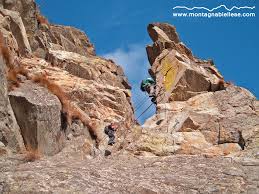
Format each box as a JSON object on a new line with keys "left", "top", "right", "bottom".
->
{"left": 140, "top": 78, "right": 157, "bottom": 104}
{"left": 104, "top": 122, "right": 118, "bottom": 146}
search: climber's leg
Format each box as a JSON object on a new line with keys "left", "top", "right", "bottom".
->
{"left": 149, "top": 85, "right": 156, "bottom": 97}
{"left": 108, "top": 130, "right": 115, "bottom": 145}
{"left": 151, "top": 97, "right": 157, "bottom": 105}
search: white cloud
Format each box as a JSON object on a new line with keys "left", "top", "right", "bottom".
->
{"left": 103, "top": 44, "right": 156, "bottom": 124}
{"left": 103, "top": 44, "right": 148, "bottom": 83}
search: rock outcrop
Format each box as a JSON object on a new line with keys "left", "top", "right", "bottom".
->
{"left": 0, "top": 0, "right": 94, "bottom": 58}
{"left": 9, "top": 81, "right": 64, "bottom": 155}
{"left": 130, "top": 23, "right": 259, "bottom": 158}
{"left": 0, "top": 5, "right": 32, "bottom": 56}
{"left": 147, "top": 23, "right": 224, "bottom": 103}
{"left": 0, "top": 0, "right": 134, "bottom": 155}
{"left": 32, "top": 24, "right": 96, "bottom": 58}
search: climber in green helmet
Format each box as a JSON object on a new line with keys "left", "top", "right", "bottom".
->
{"left": 140, "top": 78, "right": 157, "bottom": 104}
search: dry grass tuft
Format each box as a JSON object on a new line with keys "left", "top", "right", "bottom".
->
{"left": 31, "top": 73, "right": 72, "bottom": 121}
{"left": 0, "top": 32, "right": 30, "bottom": 90}
{"left": 23, "top": 145, "right": 41, "bottom": 162}
{"left": 7, "top": 68, "right": 20, "bottom": 87}
{"left": 36, "top": 13, "right": 50, "bottom": 27}
{"left": 6, "top": 65, "right": 29, "bottom": 91}
{"left": 218, "top": 79, "right": 225, "bottom": 85}
{"left": 0, "top": 32, "right": 12, "bottom": 67}
{"left": 217, "top": 79, "right": 226, "bottom": 90}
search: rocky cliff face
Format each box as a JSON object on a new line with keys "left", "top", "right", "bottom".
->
{"left": 0, "top": 1, "right": 258, "bottom": 158}
{"left": 129, "top": 23, "right": 259, "bottom": 158}
{"left": 0, "top": 0, "right": 134, "bottom": 155}
{"left": 0, "top": 1, "right": 259, "bottom": 193}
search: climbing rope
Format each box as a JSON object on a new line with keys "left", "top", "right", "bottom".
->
{"left": 108, "top": 68, "right": 175, "bottom": 153}
{"left": 136, "top": 102, "right": 154, "bottom": 120}
{"left": 96, "top": 75, "right": 170, "bottom": 150}
{"left": 98, "top": 94, "right": 156, "bottom": 147}
{"left": 134, "top": 94, "right": 150, "bottom": 112}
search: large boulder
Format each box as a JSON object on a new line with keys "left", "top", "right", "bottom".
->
{"left": 0, "top": 55, "right": 24, "bottom": 154}
{"left": 9, "top": 81, "right": 64, "bottom": 155}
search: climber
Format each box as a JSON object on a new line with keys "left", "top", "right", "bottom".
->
{"left": 104, "top": 122, "right": 118, "bottom": 146}
{"left": 140, "top": 78, "right": 157, "bottom": 104}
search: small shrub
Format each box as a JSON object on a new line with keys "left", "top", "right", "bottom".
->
{"left": 218, "top": 79, "right": 224, "bottom": 85}
{"left": 217, "top": 79, "right": 226, "bottom": 90}
{"left": 7, "top": 68, "right": 19, "bottom": 87}
{"left": 23, "top": 145, "right": 41, "bottom": 162}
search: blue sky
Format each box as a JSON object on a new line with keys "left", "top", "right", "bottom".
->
{"left": 36, "top": 0, "right": 258, "bottom": 124}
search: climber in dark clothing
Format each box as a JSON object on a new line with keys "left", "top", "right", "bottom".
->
{"left": 104, "top": 123, "right": 118, "bottom": 146}
{"left": 140, "top": 78, "right": 157, "bottom": 104}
